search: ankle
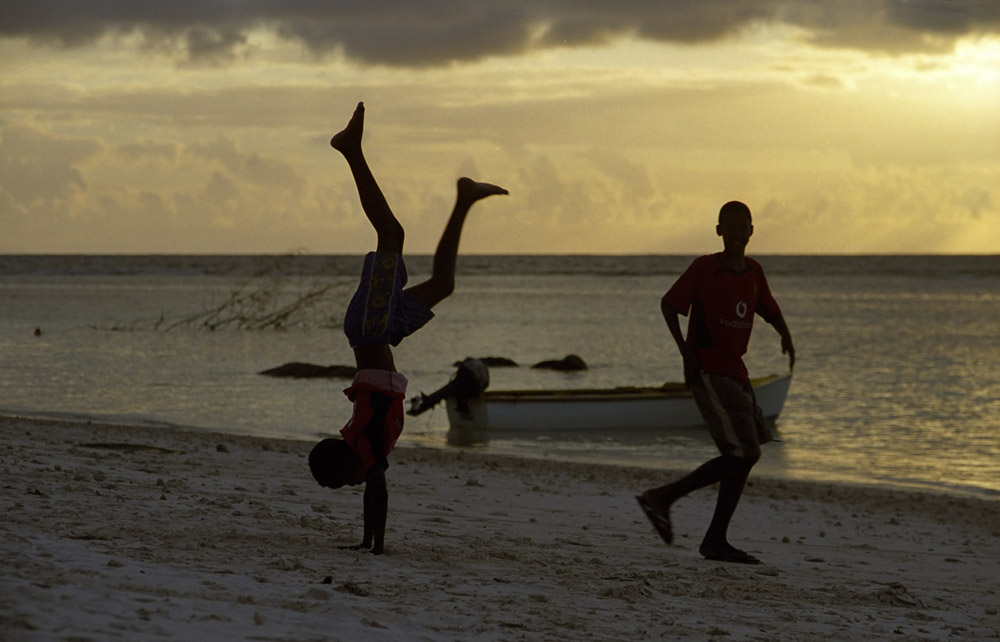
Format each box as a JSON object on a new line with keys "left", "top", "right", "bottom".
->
{"left": 698, "top": 540, "right": 728, "bottom": 556}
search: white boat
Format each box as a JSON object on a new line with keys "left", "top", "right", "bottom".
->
{"left": 444, "top": 373, "right": 792, "bottom": 433}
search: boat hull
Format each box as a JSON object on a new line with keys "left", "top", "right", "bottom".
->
{"left": 445, "top": 373, "right": 792, "bottom": 433}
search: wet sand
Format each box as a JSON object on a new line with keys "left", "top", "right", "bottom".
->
{"left": 2, "top": 415, "right": 998, "bottom": 641}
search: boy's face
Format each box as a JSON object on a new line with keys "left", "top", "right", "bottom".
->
{"left": 342, "top": 464, "right": 367, "bottom": 487}
{"left": 716, "top": 213, "right": 753, "bottom": 252}
{"left": 310, "top": 440, "right": 367, "bottom": 489}
{"left": 324, "top": 461, "right": 366, "bottom": 488}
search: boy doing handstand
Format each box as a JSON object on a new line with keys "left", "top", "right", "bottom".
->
{"left": 308, "top": 103, "right": 507, "bottom": 555}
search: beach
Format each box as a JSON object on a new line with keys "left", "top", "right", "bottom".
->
{"left": 2, "top": 415, "right": 997, "bottom": 641}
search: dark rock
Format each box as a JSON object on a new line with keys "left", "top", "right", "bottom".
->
{"left": 259, "top": 363, "right": 356, "bottom": 379}
{"left": 457, "top": 356, "right": 518, "bottom": 367}
{"left": 531, "top": 354, "right": 587, "bottom": 371}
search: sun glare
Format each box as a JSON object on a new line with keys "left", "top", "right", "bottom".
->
{"left": 898, "top": 36, "right": 1000, "bottom": 91}
{"left": 952, "top": 37, "right": 1000, "bottom": 86}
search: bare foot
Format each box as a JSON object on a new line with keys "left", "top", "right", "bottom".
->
{"left": 457, "top": 177, "right": 508, "bottom": 204}
{"left": 330, "top": 102, "right": 365, "bottom": 155}
{"left": 640, "top": 489, "right": 674, "bottom": 519}
{"left": 636, "top": 493, "right": 673, "bottom": 546}
{"left": 699, "top": 542, "right": 761, "bottom": 565}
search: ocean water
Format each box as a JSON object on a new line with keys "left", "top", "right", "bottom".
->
{"left": 2, "top": 254, "right": 998, "bottom": 498}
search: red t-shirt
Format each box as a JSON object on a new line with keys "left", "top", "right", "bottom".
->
{"left": 662, "top": 254, "right": 781, "bottom": 382}
{"left": 339, "top": 370, "right": 408, "bottom": 473}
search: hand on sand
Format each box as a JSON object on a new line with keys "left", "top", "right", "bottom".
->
{"left": 339, "top": 541, "right": 385, "bottom": 555}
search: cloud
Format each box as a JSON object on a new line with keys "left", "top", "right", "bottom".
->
{"left": 0, "top": 122, "right": 344, "bottom": 253}
{"left": 116, "top": 140, "right": 178, "bottom": 163}
{"left": 187, "top": 135, "right": 306, "bottom": 192}
{"left": 3, "top": 1, "right": 998, "bottom": 67}
{"left": 0, "top": 124, "right": 99, "bottom": 209}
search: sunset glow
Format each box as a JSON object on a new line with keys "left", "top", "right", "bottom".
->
{"left": 1, "top": 1, "right": 997, "bottom": 254}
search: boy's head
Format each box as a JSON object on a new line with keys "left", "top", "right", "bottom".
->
{"left": 308, "top": 438, "right": 365, "bottom": 488}
{"left": 716, "top": 200, "right": 754, "bottom": 249}
{"left": 718, "top": 200, "right": 752, "bottom": 225}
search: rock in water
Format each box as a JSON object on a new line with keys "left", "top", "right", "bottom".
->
{"left": 531, "top": 354, "right": 587, "bottom": 371}
{"left": 259, "top": 363, "right": 356, "bottom": 379}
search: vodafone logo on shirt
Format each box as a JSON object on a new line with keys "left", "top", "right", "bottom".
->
{"left": 719, "top": 300, "right": 753, "bottom": 329}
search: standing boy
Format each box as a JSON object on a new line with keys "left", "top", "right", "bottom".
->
{"left": 308, "top": 102, "right": 507, "bottom": 555}
{"left": 637, "top": 201, "right": 794, "bottom": 564}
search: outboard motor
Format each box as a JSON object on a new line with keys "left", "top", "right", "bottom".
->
{"left": 407, "top": 358, "right": 490, "bottom": 417}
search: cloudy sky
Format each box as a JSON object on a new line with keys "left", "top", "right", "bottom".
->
{"left": 2, "top": 1, "right": 998, "bottom": 254}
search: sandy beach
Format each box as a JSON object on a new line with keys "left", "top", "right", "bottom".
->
{"left": 1, "top": 415, "right": 998, "bottom": 641}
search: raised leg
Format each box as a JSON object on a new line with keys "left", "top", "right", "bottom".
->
{"left": 404, "top": 177, "right": 507, "bottom": 310}
{"left": 644, "top": 455, "right": 731, "bottom": 509}
{"left": 331, "top": 102, "right": 404, "bottom": 254}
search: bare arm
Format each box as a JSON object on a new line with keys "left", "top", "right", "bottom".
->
{"left": 340, "top": 392, "right": 391, "bottom": 554}
{"left": 361, "top": 394, "right": 391, "bottom": 554}
{"left": 362, "top": 464, "right": 388, "bottom": 555}
{"left": 767, "top": 308, "right": 795, "bottom": 372}
{"left": 660, "top": 299, "right": 700, "bottom": 389}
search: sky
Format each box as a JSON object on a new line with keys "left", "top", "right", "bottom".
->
{"left": 1, "top": 1, "right": 998, "bottom": 255}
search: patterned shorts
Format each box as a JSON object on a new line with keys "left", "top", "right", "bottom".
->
{"left": 343, "top": 251, "right": 434, "bottom": 347}
{"left": 692, "top": 372, "right": 775, "bottom": 459}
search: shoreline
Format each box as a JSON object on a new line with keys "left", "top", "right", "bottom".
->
{"left": 2, "top": 415, "right": 998, "bottom": 641}
{"left": 4, "top": 407, "right": 997, "bottom": 502}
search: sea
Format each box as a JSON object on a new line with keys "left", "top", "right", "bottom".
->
{"left": 2, "top": 254, "right": 998, "bottom": 498}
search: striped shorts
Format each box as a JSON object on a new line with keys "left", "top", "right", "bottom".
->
{"left": 343, "top": 251, "right": 434, "bottom": 347}
{"left": 692, "top": 372, "right": 775, "bottom": 459}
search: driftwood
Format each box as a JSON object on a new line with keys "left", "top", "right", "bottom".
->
{"left": 118, "top": 255, "right": 346, "bottom": 333}
{"left": 158, "top": 282, "right": 338, "bottom": 332}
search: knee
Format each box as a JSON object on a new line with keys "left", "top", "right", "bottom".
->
{"left": 435, "top": 278, "right": 455, "bottom": 298}
{"left": 425, "top": 269, "right": 455, "bottom": 299}
{"left": 377, "top": 222, "right": 405, "bottom": 254}
{"left": 420, "top": 277, "right": 454, "bottom": 307}
{"left": 723, "top": 452, "right": 759, "bottom": 471}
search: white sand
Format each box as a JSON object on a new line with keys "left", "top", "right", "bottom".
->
{"left": 1, "top": 415, "right": 998, "bottom": 642}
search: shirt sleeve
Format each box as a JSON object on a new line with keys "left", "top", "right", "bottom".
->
{"left": 662, "top": 257, "right": 704, "bottom": 316}
{"left": 752, "top": 260, "right": 781, "bottom": 323}
{"left": 340, "top": 388, "right": 378, "bottom": 473}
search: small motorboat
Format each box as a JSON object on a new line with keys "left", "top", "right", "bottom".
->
{"left": 408, "top": 360, "right": 792, "bottom": 434}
